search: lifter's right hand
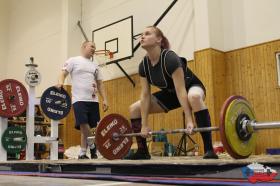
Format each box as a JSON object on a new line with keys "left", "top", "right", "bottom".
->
{"left": 55, "top": 84, "right": 63, "bottom": 90}
{"left": 141, "top": 125, "right": 151, "bottom": 138}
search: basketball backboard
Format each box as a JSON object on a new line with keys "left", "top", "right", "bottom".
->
{"left": 92, "top": 16, "right": 133, "bottom": 65}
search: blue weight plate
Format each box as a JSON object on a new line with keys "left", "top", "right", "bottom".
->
{"left": 40, "top": 86, "right": 71, "bottom": 120}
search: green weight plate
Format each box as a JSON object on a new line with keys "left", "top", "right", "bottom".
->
{"left": 1, "top": 126, "right": 27, "bottom": 153}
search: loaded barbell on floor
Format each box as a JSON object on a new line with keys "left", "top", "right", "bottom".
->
{"left": 92, "top": 95, "right": 280, "bottom": 160}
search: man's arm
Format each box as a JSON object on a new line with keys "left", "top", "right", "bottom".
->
{"left": 57, "top": 70, "right": 69, "bottom": 88}
{"left": 97, "top": 80, "right": 108, "bottom": 112}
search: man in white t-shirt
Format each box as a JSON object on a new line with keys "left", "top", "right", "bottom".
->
{"left": 57, "top": 41, "right": 108, "bottom": 159}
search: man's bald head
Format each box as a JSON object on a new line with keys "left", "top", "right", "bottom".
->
{"left": 81, "top": 41, "right": 96, "bottom": 59}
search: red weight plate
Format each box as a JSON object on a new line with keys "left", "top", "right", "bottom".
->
{"left": 96, "top": 113, "right": 133, "bottom": 160}
{"left": 0, "top": 79, "right": 28, "bottom": 118}
{"left": 220, "top": 95, "right": 246, "bottom": 159}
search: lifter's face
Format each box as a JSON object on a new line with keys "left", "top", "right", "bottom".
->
{"left": 82, "top": 42, "right": 96, "bottom": 58}
{"left": 140, "top": 27, "right": 162, "bottom": 49}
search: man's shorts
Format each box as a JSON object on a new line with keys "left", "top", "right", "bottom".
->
{"left": 73, "top": 101, "right": 100, "bottom": 130}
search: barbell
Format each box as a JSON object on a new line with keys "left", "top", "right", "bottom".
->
{"left": 93, "top": 95, "right": 280, "bottom": 160}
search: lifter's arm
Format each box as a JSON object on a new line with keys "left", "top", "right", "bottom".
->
{"left": 140, "top": 76, "right": 152, "bottom": 135}
{"left": 172, "top": 68, "right": 194, "bottom": 133}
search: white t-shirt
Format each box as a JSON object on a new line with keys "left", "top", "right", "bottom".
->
{"left": 62, "top": 56, "right": 103, "bottom": 103}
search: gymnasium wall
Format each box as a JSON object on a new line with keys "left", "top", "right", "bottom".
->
{"left": 3, "top": 0, "right": 63, "bottom": 95}
{"left": 225, "top": 40, "right": 280, "bottom": 154}
{"left": 2, "top": 0, "right": 280, "bottom": 88}
{"left": 221, "top": 0, "right": 280, "bottom": 51}
{"left": 81, "top": 0, "right": 195, "bottom": 80}
{"left": 0, "top": 0, "right": 82, "bottom": 96}
{"left": 0, "top": 0, "right": 9, "bottom": 80}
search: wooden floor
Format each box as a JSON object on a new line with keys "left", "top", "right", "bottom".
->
{"left": 0, "top": 155, "right": 279, "bottom": 184}
{"left": 2, "top": 154, "right": 280, "bottom": 165}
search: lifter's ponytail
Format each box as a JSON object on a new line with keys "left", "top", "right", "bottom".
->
{"left": 147, "top": 26, "right": 170, "bottom": 50}
{"left": 160, "top": 35, "right": 170, "bottom": 50}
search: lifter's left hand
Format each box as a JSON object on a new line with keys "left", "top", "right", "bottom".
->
{"left": 102, "top": 100, "right": 109, "bottom": 112}
{"left": 141, "top": 125, "right": 151, "bottom": 138}
{"left": 186, "top": 121, "right": 194, "bottom": 134}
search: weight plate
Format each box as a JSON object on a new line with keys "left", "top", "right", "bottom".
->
{"left": 1, "top": 126, "right": 27, "bottom": 153}
{"left": 40, "top": 86, "right": 71, "bottom": 120}
{"left": 95, "top": 113, "right": 133, "bottom": 160}
{"left": 25, "top": 69, "right": 41, "bottom": 86}
{"left": 0, "top": 79, "right": 28, "bottom": 118}
{"left": 220, "top": 95, "right": 257, "bottom": 159}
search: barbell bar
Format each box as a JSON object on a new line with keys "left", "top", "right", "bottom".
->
{"left": 245, "top": 120, "right": 280, "bottom": 130}
{"left": 111, "top": 127, "right": 220, "bottom": 139}
{"left": 93, "top": 95, "right": 280, "bottom": 160}
{"left": 110, "top": 119, "right": 280, "bottom": 144}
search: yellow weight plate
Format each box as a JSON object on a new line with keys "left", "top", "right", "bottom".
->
{"left": 220, "top": 95, "right": 257, "bottom": 159}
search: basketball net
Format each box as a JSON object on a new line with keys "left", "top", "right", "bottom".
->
{"left": 94, "top": 50, "right": 114, "bottom": 67}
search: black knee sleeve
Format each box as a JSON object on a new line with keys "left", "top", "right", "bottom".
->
{"left": 194, "top": 109, "right": 214, "bottom": 152}
{"left": 131, "top": 118, "right": 148, "bottom": 152}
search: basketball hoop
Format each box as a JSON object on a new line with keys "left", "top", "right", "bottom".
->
{"left": 94, "top": 50, "right": 114, "bottom": 67}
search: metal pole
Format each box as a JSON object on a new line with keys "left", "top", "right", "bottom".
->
{"left": 77, "top": 21, "right": 89, "bottom": 41}
{"left": 0, "top": 117, "right": 8, "bottom": 161}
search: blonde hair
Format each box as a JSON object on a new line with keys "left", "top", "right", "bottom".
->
{"left": 147, "top": 26, "right": 170, "bottom": 50}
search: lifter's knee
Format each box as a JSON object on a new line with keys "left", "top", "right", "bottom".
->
{"left": 129, "top": 101, "right": 141, "bottom": 119}
{"left": 188, "top": 92, "right": 204, "bottom": 110}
